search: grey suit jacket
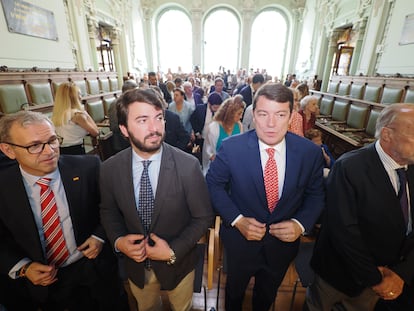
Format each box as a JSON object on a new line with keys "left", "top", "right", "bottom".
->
{"left": 100, "top": 143, "right": 214, "bottom": 290}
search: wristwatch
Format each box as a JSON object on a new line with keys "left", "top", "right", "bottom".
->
{"left": 17, "top": 262, "right": 32, "bottom": 278}
{"left": 167, "top": 249, "right": 176, "bottom": 265}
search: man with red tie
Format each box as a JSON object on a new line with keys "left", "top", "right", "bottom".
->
{"left": 206, "top": 83, "right": 325, "bottom": 311}
{"left": 0, "top": 111, "right": 125, "bottom": 311}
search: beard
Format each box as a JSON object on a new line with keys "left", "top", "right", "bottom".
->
{"left": 128, "top": 130, "right": 165, "bottom": 153}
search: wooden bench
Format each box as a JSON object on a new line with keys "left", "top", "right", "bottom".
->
{"left": 311, "top": 75, "right": 414, "bottom": 158}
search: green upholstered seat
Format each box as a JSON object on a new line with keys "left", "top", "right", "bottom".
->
{"left": 109, "top": 78, "right": 119, "bottom": 92}
{"left": 52, "top": 81, "right": 63, "bottom": 95}
{"left": 350, "top": 84, "right": 365, "bottom": 99}
{"left": 365, "top": 109, "right": 381, "bottom": 137}
{"left": 87, "top": 79, "right": 100, "bottom": 95}
{"left": 85, "top": 100, "right": 105, "bottom": 123}
{"left": 346, "top": 104, "right": 369, "bottom": 129}
{"left": 319, "top": 98, "right": 334, "bottom": 116}
{"left": 0, "top": 84, "right": 29, "bottom": 113}
{"left": 331, "top": 100, "right": 349, "bottom": 121}
{"left": 380, "top": 87, "right": 403, "bottom": 105}
{"left": 403, "top": 89, "right": 414, "bottom": 103}
{"left": 99, "top": 78, "right": 110, "bottom": 93}
{"left": 337, "top": 83, "right": 350, "bottom": 96}
{"left": 363, "top": 85, "right": 381, "bottom": 102}
{"left": 327, "top": 82, "right": 339, "bottom": 94}
{"left": 75, "top": 80, "right": 88, "bottom": 97}
{"left": 28, "top": 83, "right": 53, "bottom": 105}
{"left": 103, "top": 97, "right": 116, "bottom": 116}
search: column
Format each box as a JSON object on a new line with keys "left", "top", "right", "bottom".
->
{"left": 349, "top": 18, "right": 367, "bottom": 75}
{"left": 86, "top": 15, "right": 99, "bottom": 71}
{"left": 321, "top": 30, "right": 341, "bottom": 92}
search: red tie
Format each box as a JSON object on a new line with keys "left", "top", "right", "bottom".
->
{"left": 264, "top": 148, "right": 279, "bottom": 213}
{"left": 36, "top": 178, "right": 70, "bottom": 267}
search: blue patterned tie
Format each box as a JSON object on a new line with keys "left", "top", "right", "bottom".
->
{"left": 396, "top": 168, "right": 409, "bottom": 229}
{"left": 138, "top": 160, "right": 154, "bottom": 234}
{"left": 138, "top": 160, "right": 154, "bottom": 269}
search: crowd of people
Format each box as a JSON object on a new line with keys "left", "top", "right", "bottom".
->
{"left": 0, "top": 67, "right": 413, "bottom": 311}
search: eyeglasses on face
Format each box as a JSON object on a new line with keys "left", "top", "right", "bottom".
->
{"left": 4, "top": 136, "right": 63, "bottom": 154}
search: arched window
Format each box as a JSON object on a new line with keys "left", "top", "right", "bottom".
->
{"left": 157, "top": 9, "right": 192, "bottom": 73}
{"left": 249, "top": 10, "right": 288, "bottom": 79}
{"left": 203, "top": 9, "right": 239, "bottom": 74}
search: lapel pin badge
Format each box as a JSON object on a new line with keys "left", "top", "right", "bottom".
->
{"left": 73, "top": 176, "right": 80, "bottom": 181}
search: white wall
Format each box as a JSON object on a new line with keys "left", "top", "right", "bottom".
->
{"left": 0, "top": 0, "right": 75, "bottom": 69}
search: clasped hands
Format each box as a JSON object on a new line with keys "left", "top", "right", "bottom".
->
{"left": 372, "top": 266, "right": 404, "bottom": 300}
{"left": 116, "top": 233, "right": 172, "bottom": 263}
{"left": 235, "top": 217, "right": 302, "bottom": 242}
{"left": 25, "top": 236, "right": 103, "bottom": 287}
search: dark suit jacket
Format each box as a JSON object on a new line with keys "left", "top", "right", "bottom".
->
{"left": 239, "top": 85, "right": 253, "bottom": 107}
{"left": 206, "top": 131, "right": 325, "bottom": 272}
{"left": 190, "top": 104, "right": 208, "bottom": 136}
{"left": 158, "top": 82, "right": 172, "bottom": 104}
{"left": 165, "top": 110, "right": 190, "bottom": 151}
{"left": 311, "top": 143, "right": 414, "bottom": 296}
{"left": 0, "top": 155, "right": 106, "bottom": 300}
{"left": 100, "top": 143, "right": 214, "bottom": 290}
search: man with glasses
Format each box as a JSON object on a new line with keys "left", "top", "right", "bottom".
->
{"left": 0, "top": 111, "right": 125, "bottom": 311}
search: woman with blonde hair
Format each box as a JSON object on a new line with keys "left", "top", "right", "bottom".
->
{"left": 203, "top": 94, "right": 245, "bottom": 174}
{"left": 51, "top": 82, "right": 99, "bottom": 154}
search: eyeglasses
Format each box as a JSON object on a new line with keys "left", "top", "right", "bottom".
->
{"left": 4, "top": 136, "right": 63, "bottom": 154}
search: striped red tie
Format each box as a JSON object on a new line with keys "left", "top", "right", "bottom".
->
{"left": 264, "top": 148, "right": 279, "bottom": 213}
{"left": 36, "top": 178, "right": 70, "bottom": 267}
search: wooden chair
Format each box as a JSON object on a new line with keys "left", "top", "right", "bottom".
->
{"left": 87, "top": 79, "right": 100, "bottom": 95}
{"left": 331, "top": 100, "right": 349, "bottom": 122}
{"left": 337, "top": 83, "right": 350, "bottom": 96}
{"left": 327, "top": 82, "right": 339, "bottom": 94}
{"left": 319, "top": 98, "right": 334, "bottom": 116}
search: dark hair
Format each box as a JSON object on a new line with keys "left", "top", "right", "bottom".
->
{"left": 253, "top": 83, "right": 293, "bottom": 112}
{"left": 304, "top": 128, "right": 322, "bottom": 140}
{"left": 148, "top": 72, "right": 156, "bottom": 78}
{"left": 122, "top": 79, "right": 138, "bottom": 93}
{"left": 117, "top": 88, "right": 165, "bottom": 127}
{"left": 252, "top": 73, "right": 265, "bottom": 84}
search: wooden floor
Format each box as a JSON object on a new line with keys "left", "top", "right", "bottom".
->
{"left": 191, "top": 262, "right": 306, "bottom": 311}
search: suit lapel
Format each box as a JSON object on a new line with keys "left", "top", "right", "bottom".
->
{"left": 247, "top": 131, "right": 268, "bottom": 210}
{"left": 151, "top": 144, "right": 174, "bottom": 231}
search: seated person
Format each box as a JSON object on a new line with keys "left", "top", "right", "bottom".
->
{"left": 305, "top": 128, "right": 335, "bottom": 171}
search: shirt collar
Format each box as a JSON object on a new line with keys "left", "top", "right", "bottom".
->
{"left": 258, "top": 138, "right": 286, "bottom": 154}
{"left": 19, "top": 166, "right": 60, "bottom": 187}
{"left": 132, "top": 145, "right": 163, "bottom": 165}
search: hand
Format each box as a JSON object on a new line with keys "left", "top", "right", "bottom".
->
{"left": 77, "top": 236, "right": 104, "bottom": 259}
{"left": 116, "top": 234, "right": 147, "bottom": 263}
{"left": 269, "top": 220, "right": 302, "bottom": 242}
{"left": 235, "top": 217, "right": 266, "bottom": 241}
{"left": 25, "top": 262, "right": 58, "bottom": 286}
{"left": 145, "top": 233, "right": 172, "bottom": 261}
{"left": 372, "top": 266, "right": 404, "bottom": 300}
{"left": 321, "top": 147, "right": 331, "bottom": 166}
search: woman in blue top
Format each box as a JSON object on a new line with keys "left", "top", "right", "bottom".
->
{"left": 203, "top": 95, "right": 245, "bottom": 174}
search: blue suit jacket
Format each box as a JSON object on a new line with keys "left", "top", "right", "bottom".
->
{"left": 206, "top": 130, "right": 325, "bottom": 266}
{"left": 239, "top": 85, "right": 253, "bottom": 107}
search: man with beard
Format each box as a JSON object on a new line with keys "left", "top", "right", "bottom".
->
{"left": 100, "top": 88, "right": 214, "bottom": 311}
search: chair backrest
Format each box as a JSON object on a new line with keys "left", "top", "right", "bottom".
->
{"left": 331, "top": 100, "right": 349, "bottom": 121}
{"left": 87, "top": 79, "right": 100, "bottom": 95}
{"left": 380, "top": 87, "right": 403, "bottom": 105}
{"left": 85, "top": 100, "right": 105, "bottom": 123}
{"left": 103, "top": 97, "right": 116, "bottom": 116}
{"left": 0, "top": 84, "right": 29, "bottom": 113}
{"left": 363, "top": 85, "right": 381, "bottom": 102}
{"left": 99, "top": 78, "right": 110, "bottom": 93}
{"left": 350, "top": 84, "right": 365, "bottom": 99}
{"left": 365, "top": 109, "right": 381, "bottom": 137}
{"left": 337, "top": 83, "right": 350, "bottom": 96}
{"left": 109, "top": 78, "right": 119, "bottom": 92}
{"left": 346, "top": 104, "right": 369, "bottom": 129}
{"left": 319, "top": 98, "right": 334, "bottom": 116}
{"left": 52, "top": 81, "right": 63, "bottom": 96}
{"left": 403, "top": 89, "right": 414, "bottom": 103}
{"left": 327, "top": 82, "right": 339, "bottom": 94}
{"left": 27, "top": 83, "right": 53, "bottom": 105}
{"left": 74, "top": 80, "right": 88, "bottom": 97}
